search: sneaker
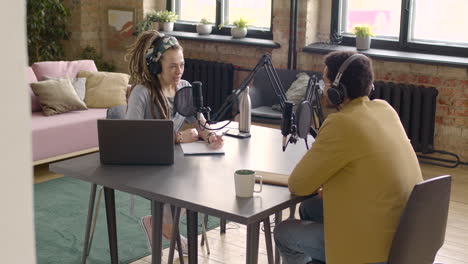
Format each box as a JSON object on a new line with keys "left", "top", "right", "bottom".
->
{"left": 139, "top": 215, "right": 189, "bottom": 255}
{"left": 179, "top": 235, "right": 188, "bottom": 255}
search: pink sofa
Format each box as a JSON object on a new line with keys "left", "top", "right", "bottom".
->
{"left": 28, "top": 60, "right": 108, "bottom": 163}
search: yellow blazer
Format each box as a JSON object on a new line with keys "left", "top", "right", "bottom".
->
{"left": 288, "top": 97, "right": 423, "bottom": 264}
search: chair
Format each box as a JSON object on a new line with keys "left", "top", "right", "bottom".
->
{"left": 388, "top": 175, "right": 451, "bottom": 264}
{"left": 82, "top": 104, "right": 208, "bottom": 264}
{"left": 249, "top": 68, "right": 322, "bottom": 125}
{"left": 82, "top": 104, "right": 128, "bottom": 263}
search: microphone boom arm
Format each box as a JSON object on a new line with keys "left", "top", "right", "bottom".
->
{"left": 209, "top": 54, "right": 288, "bottom": 123}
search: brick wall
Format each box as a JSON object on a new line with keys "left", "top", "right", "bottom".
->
{"left": 63, "top": 0, "right": 146, "bottom": 72}
{"left": 300, "top": 53, "right": 468, "bottom": 162}
{"left": 62, "top": 0, "right": 468, "bottom": 163}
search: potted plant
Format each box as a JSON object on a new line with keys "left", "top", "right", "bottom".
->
{"left": 159, "top": 10, "right": 178, "bottom": 32}
{"left": 353, "top": 25, "right": 374, "bottom": 50}
{"left": 147, "top": 10, "right": 162, "bottom": 31}
{"left": 231, "top": 18, "right": 248, "bottom": 38}
{"left": 134, "top": 11, "right": 161, "bottom": 36}
{"left": 196, "top": 18, "right": 213, "bottom": 35}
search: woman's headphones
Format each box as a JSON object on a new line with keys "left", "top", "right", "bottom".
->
{"left": 145, "top": 35, "right": 168, "bottom": 76}
{"left": 327, "top": 53, "right": 367, "bottom": 106}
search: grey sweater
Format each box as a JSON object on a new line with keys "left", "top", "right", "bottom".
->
{"left": 125, "top": 80, "right": 196, "bottom": 132}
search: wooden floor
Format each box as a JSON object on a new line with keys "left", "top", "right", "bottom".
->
{"left": 34, "top": 161, "right": 468, "bottom": 264}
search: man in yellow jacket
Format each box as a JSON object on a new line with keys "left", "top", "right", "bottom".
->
{"left": 274, "top": 51, "right": 423, "bottom": 264}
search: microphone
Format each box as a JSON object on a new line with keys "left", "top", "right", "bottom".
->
{"left": 281, "top": 101, "right": 294, "bottom": 151}
{"left": 192, "top": 81, "right": 204, "bottom": 120}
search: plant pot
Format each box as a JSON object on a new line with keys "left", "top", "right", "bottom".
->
{"left": 356, "top": 36, "right": 371, "bottom": 50}
{"left": 196, "top": 24, "right": 212, "bottom": 35}
{"left": 231, "top": 27, "right": 247, "bottom": 38}
{"left": 152, "top": 22, "right": 160, "bottom": 31}
{"left": 162, "top": 22, "right": 174, "bottom": 32}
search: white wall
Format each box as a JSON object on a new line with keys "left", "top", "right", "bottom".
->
{"left": 0, "top": 1, "right": 36, "bottom": 263}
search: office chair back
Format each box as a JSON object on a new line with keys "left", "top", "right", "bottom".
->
{"left": 388, "top": 175, "right": 451, "bottom": 264}
{"left": 106, "top": 104, "right": 127, "bottom": 119}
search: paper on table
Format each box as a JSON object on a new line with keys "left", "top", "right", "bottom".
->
{"left": 180, "top": 141, "right": 225, "bottom": 155}
{"left": 255, "top": 171, "right": 289, "bottom": 186}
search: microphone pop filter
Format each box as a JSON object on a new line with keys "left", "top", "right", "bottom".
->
{"left": 296, "top": 101, "right": 312, "bottom": 139}
{"left": 174, "top": 86, "right": 197, "bottom": 117}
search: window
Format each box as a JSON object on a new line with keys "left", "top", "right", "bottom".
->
{"left": 331, "top": 0, "right": 468, "bottom": 57}
{"left": 167, "top": 0, "right": 273, "bottom": 39}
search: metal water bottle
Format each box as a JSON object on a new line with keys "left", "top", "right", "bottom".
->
{"left": 239, "top": 86, "right": 251, "bottom": 133}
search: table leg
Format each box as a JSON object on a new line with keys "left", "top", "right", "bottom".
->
{"left": 88, "top": 187, "right": 103, "bottom": 253}
{"left": 220, "top": 218, "right": 226, "bottom": 234}
{"left": 200, "top": 215, "right": 210, "bottom": 255}
{"left": 246, "top": 222, "right": 260, "bottom": 264}
{"left": 263, "top": 217, "right": 274, "bottom": 264}
{"left": 201, "top": 214, "right": 208, "bottom": 246}
{"left": 288, "top": 205, "right": 296, "bottom": 219}
{"left": 82, "top": 183, "right": 97, "bottom": 264}
{"left": 103, "top": 187, "right": 118, "bottom": 264}
{"left": 151, "top": 201, "right": 164, "bottom": 264}
{"left": 168, "top": 206, "right": 184, "bottom": 264}
{"left": 187, "top": 210, "right": 198, "bottom": 264}
{"left": 274, "top": 211, "right": 283, "bottom": 264}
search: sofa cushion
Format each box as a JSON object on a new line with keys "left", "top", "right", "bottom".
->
{"left": 27, "top": 66, "right": 38, "bottom": 83}
{"left": 32, "top": 60, "right": 98, "bottom": 81}
{"left": 31, "top": 108, "right": 107, "bottom": 161}
{"left": 30, "top": 78, "right": 88, "bottom": 116}
{"left": 272, "top": 72, "right": 311, "bottom": 111}
{"left": 77, "top": 71, "right": 130, "bottom": 108}
{"left": 44, "top": 76, "right": 87, "bottom": 101}
{"left": 27, "top": 67, "right": 42, "bottom": 112}
{"left": 285, "top": 72, "right": 310, "bottom": 105}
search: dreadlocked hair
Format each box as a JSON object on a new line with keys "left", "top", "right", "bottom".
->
{"left": 126, "top": 30, "right": 181, "bottom": 119}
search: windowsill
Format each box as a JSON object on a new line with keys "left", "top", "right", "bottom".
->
{"left": 161, "top": 31, "right": 281, "bottom": 49}
{"left": 303, "top": 43, "right": 468, "bottom": 68}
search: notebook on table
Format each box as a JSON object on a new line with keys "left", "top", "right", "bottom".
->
{"left": 255, "top": 171, "right": 289, "bottom": 186}
{"left": 180, "top": 141, "right": 225, "bottom": 155}
{"left": 98, "top": 119, "right": 174, "bottom": 165}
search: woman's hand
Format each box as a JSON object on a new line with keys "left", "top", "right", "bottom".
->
{"left": 207, "top": 133, "right": 224, "bottom": 149}
{"left": 179, "top": 128, "right": 199, "bottom": 143}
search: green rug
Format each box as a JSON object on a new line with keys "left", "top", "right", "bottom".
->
{"left": 35, "top": 177, "right": 220, "bottom": 264}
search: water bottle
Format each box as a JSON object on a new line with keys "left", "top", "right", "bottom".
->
{"left": 239, "top": 86, "right": 251, "bottom": 133}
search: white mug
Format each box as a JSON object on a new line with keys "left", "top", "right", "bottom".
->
{"left": 234, "top": 169, "right": 263, "bottom": 197}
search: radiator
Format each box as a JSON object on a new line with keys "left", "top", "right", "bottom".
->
{"left": 371, "top": 81, "right": 438, "bottom": 154}
{"left": 182, "top": 59, "right": 234, "bottom": 119}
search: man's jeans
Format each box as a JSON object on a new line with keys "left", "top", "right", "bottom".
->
{"left": 274, "top": 196, "right": 388, "bottom": 264}
{"left": 274, "top": 195, "right": 325, "bottom": 264}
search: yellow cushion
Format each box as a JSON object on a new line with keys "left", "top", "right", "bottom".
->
{"left": 77, "top": 71, "right": 130, "bottom": 108}
{"left": 30, "top": 79, "right": 88, "bottom": 116}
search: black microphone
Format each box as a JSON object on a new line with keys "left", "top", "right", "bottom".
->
{"left": 192, "top": 81, "right": 204, "bottom": 120}
{"left": 192, "top": 81, "right": 203, "bottom": 109}
{"left": 281, "top": 101, "right": 294, "bottom": 151}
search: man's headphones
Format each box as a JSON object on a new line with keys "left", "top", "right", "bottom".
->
{"left": 145, "top": 35, "right": 167, "bottom": 77}
{"left": 327, "top": 53, "right": 368, "bottom": 106}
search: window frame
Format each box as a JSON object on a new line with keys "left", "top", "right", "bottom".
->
{"left": 166, "top": 0, "right": 274, "bottom": 40}
{"left": 330, "top": 0, "right": 468, "bottom": 58}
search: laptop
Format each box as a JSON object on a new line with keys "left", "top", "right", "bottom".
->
{"left": 98, "top": 119, "right": 174, "bottom": 165}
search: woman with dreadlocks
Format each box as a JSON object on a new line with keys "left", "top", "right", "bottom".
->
{"left": 126, "top": 30, "right": 223, "bottom": 253}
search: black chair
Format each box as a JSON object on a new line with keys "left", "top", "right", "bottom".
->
{"left": 81, "top": 104, "right": 128, "bottom": 263}
{"left": 388, "top": 175, "right": 451, "bottom": 264}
